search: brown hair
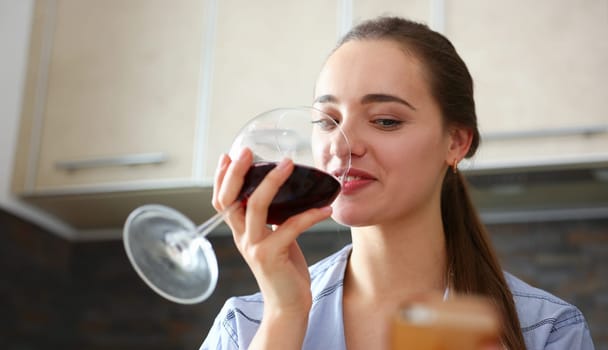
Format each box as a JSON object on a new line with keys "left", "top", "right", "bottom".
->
{"left": 337, "top": 17, "right": 526, "bottom": 349}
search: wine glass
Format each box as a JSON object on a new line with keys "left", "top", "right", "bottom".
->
{"left": 123, "top": 107, "right": 351, "bottom": 304}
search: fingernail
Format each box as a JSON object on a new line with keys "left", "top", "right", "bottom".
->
{"left": 237, "top": 147, "right": 249, "bottom": 160}
{"left": 320, "top": 206, "right": 332, "bottom": 214}
{"left": 217, "top": 153, "right": 229, "bottom": 167}
{"left": 276, "top": 158, "right": 291, "bottom": 170}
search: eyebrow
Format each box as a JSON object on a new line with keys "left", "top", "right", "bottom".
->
{"left": 313, "top": 93, "right": 417, "bottom": 111}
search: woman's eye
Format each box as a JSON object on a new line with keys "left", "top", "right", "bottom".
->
{"left": 312, "top": 118, "right": 338, "bottom": 131}
{"left": 373, "top": 118, "right": 402, "bottom": 129}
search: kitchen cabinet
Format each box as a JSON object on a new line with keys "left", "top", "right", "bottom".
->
{"left": 445, "top": 0, "right": 608, "bottom": 169}
{"left": 351, "top": 0, "right": 608, "bottom": 169}
{"left": 443, "top": 0, "right": 608, "bottom": 216}
{"left": 14, "top": 0, "right": 211, "bottom": 193}
{"left": 203, "top": 0, "right": 340, "bottom": 179}
{"left": 352, "top": 0, "right": 429, "bottom": 24}
{"left": 12, "top": 0, "right": 340, "bottom": 231}
{"left": 348, "top": 0, "right": 608, "bottom": 216}
{"left": 13, "top": 0, "right": 608, "bottom": 234}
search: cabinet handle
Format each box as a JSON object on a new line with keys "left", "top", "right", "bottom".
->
{"left": 55, "top": 152, "right": 168, "bottom": 171}
{"left": 483, "top": 125, "right": 608, "bottom": 141}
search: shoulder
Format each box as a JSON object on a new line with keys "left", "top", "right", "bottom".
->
{"left": 309, "top": 244, "right": 351, "bottom": 284}
{"left": 307, "top": 244, "right": 351, "bottom": 303}
{"left": 200, "top": 245, "right": 352, "bottom": 350}
{"left": 505, "top": 272, "right": 595, "bottom": 349}
{"left": 200, "top": 294, "right": 264, "bottom": 349}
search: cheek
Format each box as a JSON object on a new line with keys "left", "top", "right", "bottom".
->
{"left": 311, "top": 133, "right": 350, "bottom": 171}
{"left": 311, "top": 141, "right": 330, "bottom": 169}
{"left": 382, "top": 133, "right": 447, "bottom": 179}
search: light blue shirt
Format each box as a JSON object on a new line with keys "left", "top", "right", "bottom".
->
{"left": 200, "top": 244, "right": 595, "bottom": 349}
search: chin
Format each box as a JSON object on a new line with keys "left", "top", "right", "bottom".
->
{"left": 331, "top": 210, "right": 369, "bottom": 228}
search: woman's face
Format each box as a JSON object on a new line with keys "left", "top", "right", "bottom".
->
{"left": 314, "top": 39, "right": 457, "bottom": 227}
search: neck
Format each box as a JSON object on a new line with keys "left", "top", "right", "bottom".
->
{"left": 344, "top": 212, "right": 448, "bottom": 303}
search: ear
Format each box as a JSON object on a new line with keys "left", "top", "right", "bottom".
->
{"left": 446, "top": 126, "right": 473, "bottom": 166}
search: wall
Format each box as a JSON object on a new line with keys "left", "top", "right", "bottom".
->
{"left": 0, "top": 0, "right": 76, "bottom": 238}
{"left": 0, "top": 208, "right": 349, "bottom": 349}
{"left": 1, "top": 208, "right": 605, "bottom": 349}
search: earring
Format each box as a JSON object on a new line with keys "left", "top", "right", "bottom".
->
{"left": 452, "top": 159, "right": 459, "bottom": 174}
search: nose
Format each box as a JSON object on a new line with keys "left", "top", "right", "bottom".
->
{"left": 333, "top": 117, "right": 364, "bottom": 161}
{"left": 330, "top": 127, "right": 351, "bottom": 162}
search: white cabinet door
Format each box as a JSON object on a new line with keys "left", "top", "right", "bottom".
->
{"left": 12, "top": 0, "right": 345, "bottom": 230}
{"left": 345, "top": 0, "right": 608, "bottom": 169}
{"left": 202, "top": 0, "right": 341, "bottom": 178}
{"left": 445, "top": 0, "right": 608, "bottom": 169}
{"left": 352, "top": 0, "right": 430, "bottom": 25}
{"left": 15, "top": 0, "right": 211, "bottom": 194}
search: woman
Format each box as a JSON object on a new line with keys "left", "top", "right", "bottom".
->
{"left": 202, "top": 17, "right": 594, "bottom": 349}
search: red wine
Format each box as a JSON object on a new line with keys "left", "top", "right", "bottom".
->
{"left": 239, "top": 162, "right": 341, "bottom": 225}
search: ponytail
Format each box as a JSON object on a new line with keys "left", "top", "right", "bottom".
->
{"left": 442, "top": 170, "right": 526, "bottom": 350}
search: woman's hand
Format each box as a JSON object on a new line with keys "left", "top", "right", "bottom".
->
{"left": 212, "top": 148, "right": 333, "bottom": 348}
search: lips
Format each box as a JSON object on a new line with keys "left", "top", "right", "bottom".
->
{"left": 333, "top": 168, "right": 376, "bottom": 194}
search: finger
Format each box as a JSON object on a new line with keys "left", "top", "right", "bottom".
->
{"left": 217, "top": 148, "right": 252, "bottom": 236}
{"left": 217, "top": 148, "right": 252, "bottom": 208}
{"left": 269, "top": 206, "right": 333, "bottom": 249}
{"left": 211, "top": 153, "right": 231, "bottom": 211}
{"left": 244, "top": 158, "right": 294, "bottom": 243}
{"left": 287, "top": 241, "right": 311, "bottom": 283}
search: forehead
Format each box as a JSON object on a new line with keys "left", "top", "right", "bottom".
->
{"left": 315, "top": 39, "right": 431, "bottom": 99}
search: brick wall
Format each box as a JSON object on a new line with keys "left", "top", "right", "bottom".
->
{"left": 491, "top": 219, "right": 607, "bottom": 348}
{"left": 1, "top": 209, "right": 605, "bottom": 349}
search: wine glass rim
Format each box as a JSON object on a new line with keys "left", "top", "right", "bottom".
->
{"left": 231, "top": 106, "right": 351, "bottom": 182}
{"left": 244, "top": 105, "right": 335, "bottom": 124}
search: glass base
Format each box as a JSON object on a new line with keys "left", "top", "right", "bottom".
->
{"left": 124, "top": 205, "right": 219, "bottom": 304}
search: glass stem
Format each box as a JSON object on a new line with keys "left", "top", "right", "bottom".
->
{"left": 196, "top": 201, "right": 241, "bottom": 238}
